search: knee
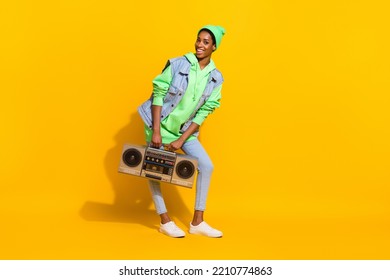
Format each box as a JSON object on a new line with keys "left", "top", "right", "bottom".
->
{"left": 198, "top": 159, "right": 214, "bottom": 174}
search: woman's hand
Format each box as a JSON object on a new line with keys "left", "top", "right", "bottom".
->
{"left": 167, "top": 139, "right": 184, "bottom": 151}
{"left": 150, "top": 105, "right": 162, "bottom": 148}
{"left": 151, "top": 131, "right": 162, "bottom": 148}
{"left": 167, "top": 122, "right": 200, "bottom": 151}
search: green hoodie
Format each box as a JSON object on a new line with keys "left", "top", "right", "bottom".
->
{"left": 144, "top": 52, "right": 222, "bottom": 144}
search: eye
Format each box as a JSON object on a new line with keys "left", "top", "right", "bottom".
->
{"left": 203, "top": 40, "right": 209, "bottom": 45}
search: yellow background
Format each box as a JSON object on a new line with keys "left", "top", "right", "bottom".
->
{"left": 1, "top": 0, "right": 389, "bottom": 259}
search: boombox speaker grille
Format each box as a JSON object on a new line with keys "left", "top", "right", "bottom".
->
{"left": 123, "top": 148, "right": 142, "bottom": 167}
{"left": 175, "top": 160, "right": 195, "bottom": 179}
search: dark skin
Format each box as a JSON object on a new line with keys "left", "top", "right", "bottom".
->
{"left": 150, "top": 30, "right": 216, "bottom": 226}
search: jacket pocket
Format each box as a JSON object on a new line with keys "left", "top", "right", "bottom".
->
{"left": 164, "top": 85, "right": 183, "bottom": 102}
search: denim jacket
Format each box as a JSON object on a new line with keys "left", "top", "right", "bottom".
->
{"left": 138, "top": 55, "right": 223, "bottom": 136}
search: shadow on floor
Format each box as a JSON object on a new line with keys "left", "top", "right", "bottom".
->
{"left": 79, "top": 112, "right": 192, "bottom": 229}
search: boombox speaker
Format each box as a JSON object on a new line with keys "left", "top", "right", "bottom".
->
{"left": 118, "top": 143, "right": 198, "bottom": 188}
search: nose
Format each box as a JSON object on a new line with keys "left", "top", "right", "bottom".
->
{"left": 196, "top": 41, "right": 204, "bottom": 48}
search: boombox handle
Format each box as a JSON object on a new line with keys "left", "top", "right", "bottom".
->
{"left": 147, "top": 143, "right": 176, "bottom": 153}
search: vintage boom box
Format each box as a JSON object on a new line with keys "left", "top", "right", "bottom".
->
{"left": 118, "top": 143, "right": 198, "bottom": 188}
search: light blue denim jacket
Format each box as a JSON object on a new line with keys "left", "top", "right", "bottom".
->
{"left": 138, "top": 55, "right": 223, "bottom": 136}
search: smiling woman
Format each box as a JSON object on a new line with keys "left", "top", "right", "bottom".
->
{"left": 138, "top": 25, "right": 226, "bottom": 238}
{"left": 195, "top": 27, "right": 218, "bottom": 66}
{"left": 195, "top": 32, "right": 214, "bottom": 64}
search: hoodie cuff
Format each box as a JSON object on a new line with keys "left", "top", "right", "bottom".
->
{"left": 191, "top": 116, "right": 205, "bottom": 126}
{"left": 152, "top": 96, "right": 164, "bottom": 106}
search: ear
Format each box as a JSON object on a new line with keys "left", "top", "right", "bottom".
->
{"left": 213, "top": 45, "right": 216, "bottom": 51}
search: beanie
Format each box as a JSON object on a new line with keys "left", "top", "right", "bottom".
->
{"left": 198, "top": 25, "right": 226, "bottom": 49}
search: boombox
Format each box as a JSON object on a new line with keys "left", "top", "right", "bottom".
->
{"left": 118, "top": 143, "right": 198, "bottom": 188}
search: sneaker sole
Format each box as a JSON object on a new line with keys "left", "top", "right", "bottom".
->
{"left": 159, "top": 229, "right": 185, "bottom": 238}
{"left": 189, "top": 230, "right": 223, "bottom": 238}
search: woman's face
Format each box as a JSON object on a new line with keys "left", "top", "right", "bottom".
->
{"left": 195, "top": 30, "right": 216, "bottom": 60}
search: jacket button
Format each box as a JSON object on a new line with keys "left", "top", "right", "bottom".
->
{"left": 161, "top": 115, "right": 164, "bottom": 118}
{"left": 171, "top": 104, "right": 174, "bottom": 107}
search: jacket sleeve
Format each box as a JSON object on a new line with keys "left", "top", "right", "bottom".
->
{"left": 151, "top": 64, "right": 173, "bottom": 106}
{"left": 192, "top": 84, "right": 222, "bottom": 126}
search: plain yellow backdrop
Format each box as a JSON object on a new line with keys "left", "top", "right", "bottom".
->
{"left": 1, "top": 0, "right": 389, "bottom": 259}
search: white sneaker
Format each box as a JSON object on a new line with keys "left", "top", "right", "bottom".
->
{"left": 159, "top": 221, "right": 185, "bottom": 238}
{"left": 189, "top": 221, "right": 223, "bottom": 238}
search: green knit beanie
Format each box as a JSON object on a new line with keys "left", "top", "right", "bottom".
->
{"left": 198, "top": 25, "right": 226, "bottom": 49}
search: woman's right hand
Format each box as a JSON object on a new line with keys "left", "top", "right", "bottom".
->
{"left": 150, "top": 105, "right": 163, "bottom": 148}
{"left": 151, "top": 131, "right": 162, "bottom": 148}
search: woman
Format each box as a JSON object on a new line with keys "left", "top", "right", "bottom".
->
{"left": 138, "top": 25, "right": 225, "bottom": 238}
